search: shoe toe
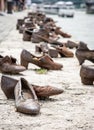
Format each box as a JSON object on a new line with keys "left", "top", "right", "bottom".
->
{"left": 16, "top": 99, "right": 40, "bottom": 115}
{"left": 48, "top": 87, "right": 64, "bottom": 96}
{"left": 14, "top": 65, "right": 26, "bottom": 72}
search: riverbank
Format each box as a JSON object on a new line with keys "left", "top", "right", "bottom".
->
{"left": 0, "top": 10, "right": 94, "bottom": 130}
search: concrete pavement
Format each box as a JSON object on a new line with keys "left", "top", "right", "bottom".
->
{"left": 0, "top": 11, "right": 28, "bottom": 43}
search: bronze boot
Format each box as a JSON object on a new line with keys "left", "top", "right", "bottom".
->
{"left": 80, "top": 65, "right": 94, "bottom": 85}
{"left": 76, "top": 42, "right": 94, "bottom": 65}
{"left": 21, "top": 49, "right": 63, "bottom": 70}
{"left": 14, "top": 78, "right": 40, "bottom": 115}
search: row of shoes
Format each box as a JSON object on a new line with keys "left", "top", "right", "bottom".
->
{"left": 76, "top": 42, "right": 94, "bottom": 85}
{"left": 1, "top": 11, "right": 93, "bottom": 116}
{"left": 0, "top": 48, "right": 65, "bottom": 115}
{"left": 16, "top": 11, "right": 78, "bottom": 49}
{"left": 0, "top": 49, "right": 64, "bottom": 115}
{"left": 0, "top": 48, "right": 63, "bottom": 75}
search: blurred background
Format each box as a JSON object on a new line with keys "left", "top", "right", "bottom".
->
{"left": 0, "top": 0, "right": 94, "bottom": 48}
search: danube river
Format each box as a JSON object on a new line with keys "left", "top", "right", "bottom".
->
{"left": 47, "top": 10, "right": 94, "bottom": 49}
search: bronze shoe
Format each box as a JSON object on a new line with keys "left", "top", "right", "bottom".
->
{"left": 76, "top": 42, "right": 94, "bottom": 65}
{"left": 14, "top": 78, "right": 40, "bottom": 115}
{"left": 0, "top": 55, "right": 17, "bottom": 64}
{"left": 0, "top": 55, "right": 26, "bottom": 74}
{"left": 80, "top": 65, "right": 94, "bottom": 85}
{"left": 1, "top": 76, "right": 64, "bottom": 99}
{"left": 19, "top": 21, "right": 36, "bottom": 34}
{"left": 23, "top": 28, "right": 33, "bottom": 41}
{"left": 65, "top": 40, "right": 79, "bottom": 49}
{"left": 53, "top": 45, "right": 74, "bottom": 57}
{"left": 16, "top": 19, "right": 24, "bottom": 30}
{"left": 21, "top": 49, "right": 63, "bottom": 70}
{"left": 31, "top": 28, "right": 49, "bottom": 43}
{"left": 32, "top": 84, "right": 64, "bottom": 98}
{"left": 55, "top": 27, "right": 71, "bottom": 38}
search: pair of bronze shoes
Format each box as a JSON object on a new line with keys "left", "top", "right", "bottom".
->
{"left": 1, "top": 75, "right": 64, "bottom": 115}
{"left": 0, "top": 55, "right": 26, "bottom": 74}
{"left": 21, "top": 49, "right": 63, "bottom": 70}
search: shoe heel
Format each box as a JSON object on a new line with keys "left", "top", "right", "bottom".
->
{"left": 21, "top": 56, "right": 29, "bottom": 69}
{"left": 76, "top": 55, "right": 85, "bottom": 65}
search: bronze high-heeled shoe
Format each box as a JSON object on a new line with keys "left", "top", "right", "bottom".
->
{"left": 52, "top": 45, "right": 74, "bottom": 57}
{"left": 21, "top": 49, "right": 63, "bottom": 70}
{"left": 14, "top": 78, "right": 40, "bottom": 115}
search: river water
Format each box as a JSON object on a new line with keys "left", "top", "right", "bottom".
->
{"left": 47, "top": 10, "right": 94, "bottom": 49}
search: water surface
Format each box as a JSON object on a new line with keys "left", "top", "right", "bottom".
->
{"left": 47, "top": 10, "right": 94, "bottom": 49}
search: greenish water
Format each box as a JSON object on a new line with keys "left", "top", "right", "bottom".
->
{"left": 47, "top": 10, "right": 94, "bottom": 49}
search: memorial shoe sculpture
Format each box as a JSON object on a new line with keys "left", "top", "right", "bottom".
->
{"left": 76, "top": 42, "right": 94, "bottom": 65}
{"left": 21, "top": 49, "right": 63, "bottom": 70}
{"left": 0, "top": 55, "right": 26, "bottom": 74}
{"left": 52, "top": 45, "right": 74, "bottom": 57}
{"left": 23, "top": 28, "right": 33, "bottom": 41}
{"left": 80, "top": 65, "right": 94, "bottom": 85}
{"left": 14, "top": 78, "right": 40, "bottom": 115}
